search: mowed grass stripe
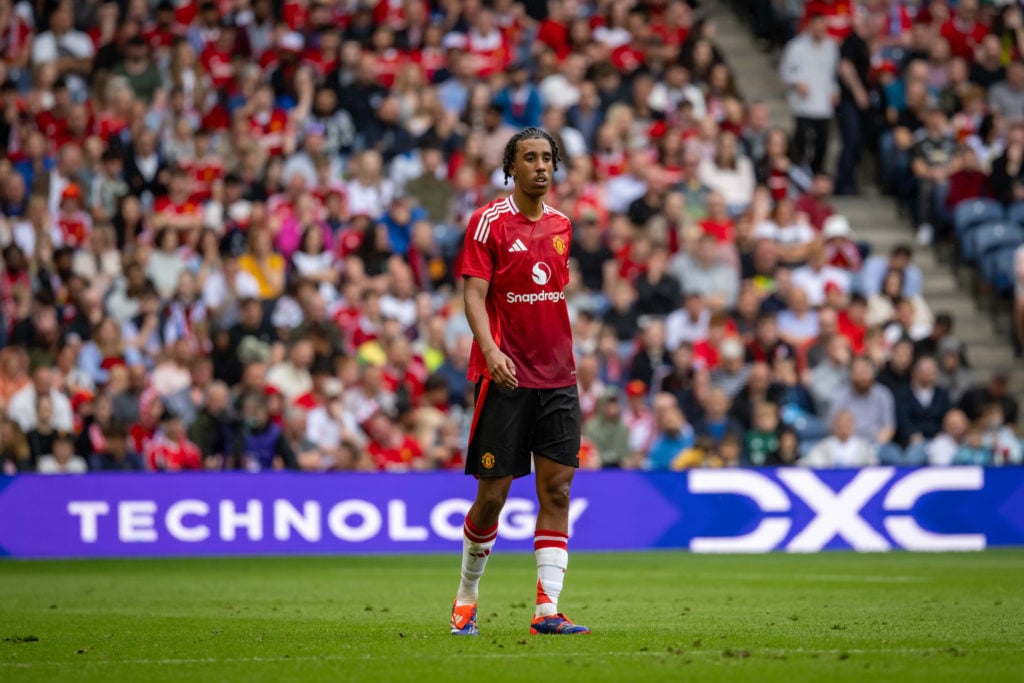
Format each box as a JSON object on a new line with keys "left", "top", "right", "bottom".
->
{"left": 1, "top": 552, "right": 1022, "bottom": 683}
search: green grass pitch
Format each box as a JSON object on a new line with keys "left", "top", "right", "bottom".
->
{"left": 1, "top": 551, "right": 1022, "bottom": 682}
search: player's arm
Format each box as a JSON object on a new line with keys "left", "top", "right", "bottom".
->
{"left": 464, "top": 276, "right": 517, "bottom": 389}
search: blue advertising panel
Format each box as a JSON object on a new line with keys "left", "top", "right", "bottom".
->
{"left": 0, "top": 467, "right": 1021, "bottom": 558}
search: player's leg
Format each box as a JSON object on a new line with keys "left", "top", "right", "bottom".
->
{"left": 457, "top": 475, "right": 512, "bottom": 604}
{"left": 452, "top": 381, "right": 532, "bottom": 635}
{"left": 528, "top": 387, "right": 588, "bottom": 635}
{"left": 534, "top": 455, "right": 574, "bottom": 615}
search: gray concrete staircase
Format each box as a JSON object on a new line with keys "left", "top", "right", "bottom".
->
{"left": 707, "top": 0, "right": 1024, "bottom": 402}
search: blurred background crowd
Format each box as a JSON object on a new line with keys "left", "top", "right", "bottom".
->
{"left": 0, "top": 0, "right": 1020, "bottom": 474}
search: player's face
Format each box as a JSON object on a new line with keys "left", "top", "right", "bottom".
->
{"left": 511, "top": 138, "right": 554, "bottom": 198}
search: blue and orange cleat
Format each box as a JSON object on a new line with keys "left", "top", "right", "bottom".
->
{"left": 529, "top": 613, "right": 590, "bottom": 635}
{"left": 450, "top": 601, "right": 479, "bottom": 636}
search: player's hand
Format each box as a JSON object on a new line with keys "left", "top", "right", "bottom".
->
{"left": 485, "top": 348, "right": 518, "bottom": 390}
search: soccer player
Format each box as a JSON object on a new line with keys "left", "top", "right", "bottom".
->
{"left": 450, "top": 128, "right": 589, "bottom": 636}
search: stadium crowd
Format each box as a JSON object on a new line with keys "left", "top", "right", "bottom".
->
{"left": 0, "top": 0, "right": 1020, "bottom": 475}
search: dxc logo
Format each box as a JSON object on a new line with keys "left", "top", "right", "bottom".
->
{"left": 688, "top": 468, "right": 985, "bottom": 553}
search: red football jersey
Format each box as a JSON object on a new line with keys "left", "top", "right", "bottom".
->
{"left": 461, "top": 196, "right": 575, "bottom": 389}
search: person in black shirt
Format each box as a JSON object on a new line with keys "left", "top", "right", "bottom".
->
{"left": 910, "top": 106, "right": 960, "bottom": 245}
{"left": 990, "top": 122, "right": 1024, "bottom": 204}
{"left": 959, "top": 372, "right": 1019, "bottom": 426}
{"left": 571, "top": 216, "right": 612, "bottom": 292}
{"left": 634, "top": 247, "right": 682, "bottom": 317}
{"left": 602, "top": 279, "right": 640, "bottom": 344}
{"left": 836, "top": 12, "right": 877, "bottom": 195}
{"left": 969, "top": 34, "right": 1007, "bottom": 90}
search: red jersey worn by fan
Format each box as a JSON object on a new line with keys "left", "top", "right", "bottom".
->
{"left": 461, "top": 196, "right": 575, "bottom": 389}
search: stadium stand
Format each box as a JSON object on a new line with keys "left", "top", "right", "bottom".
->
{"left": 0, "top": 0, "right": 1020, "bottom": 474}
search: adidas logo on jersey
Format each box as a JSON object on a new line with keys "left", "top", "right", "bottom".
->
{"left": 508, "top": 239, "right": 528, "bottom": 252}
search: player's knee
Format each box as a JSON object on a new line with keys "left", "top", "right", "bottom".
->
{"left": 538, "top": 478, "right": 571, "bottom": 513}
{"left": 473, "top": 488, "right": 509, "bottom": 523}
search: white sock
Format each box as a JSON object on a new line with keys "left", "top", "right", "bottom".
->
{"left": 534, "top": 529, "right": 569, "bottom": 618}
{"left": 455, "top": 515, "right": 497, "bottom": 605}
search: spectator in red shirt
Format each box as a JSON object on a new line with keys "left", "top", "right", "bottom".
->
{"left": 247, "top": 83, "right": 295, "bottom": 157}
{"left": 801, "top": 0, "right": 854, "bottom": 43}
{"left": 794, "top": 172, "right": 836, "bottom": 231}
{"left": 940, "top": 0, "right": 990, "bottom": 61}
{"left": 365, "top": 410, "right": 424, "bottom": 471}
{"left": 52, "top": 184, "right": 92, "bottom": 249}
{"left": 145, "top": 410, "right": 202, "bottom": 471}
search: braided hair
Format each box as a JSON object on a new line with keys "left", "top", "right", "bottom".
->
{"left": 501, "top": 127, "right": 561, "bottom": 186}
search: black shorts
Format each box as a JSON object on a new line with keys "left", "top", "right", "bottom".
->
{"left": 466, "top": 379, "right": 581, "bottom": 479}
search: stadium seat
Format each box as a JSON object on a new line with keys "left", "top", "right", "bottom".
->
{"left": 1006, "top": 200, "right": 1024, "bottom": 227}
{"left": 963, "top": 221, "right": 1023, "bottom": 264}
{"left": 980, "top": 245, "right": 1019, "bottom": 296}
{"left": 953, "top": 198, "right": 1004, "bottom": 239}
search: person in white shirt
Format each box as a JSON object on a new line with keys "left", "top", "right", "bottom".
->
{"left": 792, "top": 243, "right": 852, "bottom": 307}
{"left": 923, "top": 409, "right": 970, "bottom": 466}
{"left": 800, "top": 410, "right": 878, "bottom": 468}
{"left": 266, "top": 339, "right": 315, "bottom": 402}
{"left": 36, "top": 432, "right": 88, "bottom": 474}
{"left": 665, "top": 292, "right": 710, "bottom": 351}
{"left": 31, "top": 1, "right": 95, "bottom": 101}
{"left": 779, "top": 12, "right": 838, "bottom": 173}
{"left": 697, "top": 131, "right": 755, "bottom": 214}
{"left": 7, "top": 367, "right": 73, "bottom": 433}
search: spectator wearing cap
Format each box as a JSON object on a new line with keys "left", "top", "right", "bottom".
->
{"left": 780, "top": 12, "right": 838, "bottom": 174}
{"left": 820, "top": 214, "right": 862, "bottom": 273}
{"left": 52, "top": 182, "right": 91, "bottom": 249}
{"left": 710, "top": 337, "right": 751, "bottom": 401}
